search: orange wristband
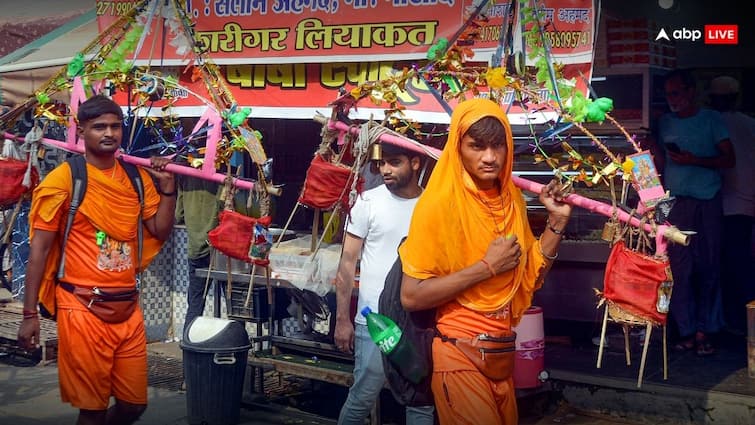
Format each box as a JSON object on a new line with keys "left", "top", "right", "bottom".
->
{"left": 480, "top": 259, "right": 496, "bottom": 277}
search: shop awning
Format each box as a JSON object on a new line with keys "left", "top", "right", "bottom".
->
{"left": 0, "top": 10, "right": 96, "bottom": 106}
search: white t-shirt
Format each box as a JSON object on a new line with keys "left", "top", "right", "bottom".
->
{"left": 345, "top": 184, "right": 420, "bottom": 325}
{"left": 720, "top": 111, "right": 755, "bottom": 217}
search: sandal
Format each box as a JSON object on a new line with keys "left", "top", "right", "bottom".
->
{"left": 672, "top": 338, "right": 695, "bottom": 352}
{"left": 696, "top": 341, "right": 715, "bottom": 356}
{"left": 695, "top": 333, "right": 715, "bottom": 356}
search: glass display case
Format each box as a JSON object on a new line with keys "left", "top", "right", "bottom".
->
{"left": 511, "top": 129, "right": 647, "bottom": 323}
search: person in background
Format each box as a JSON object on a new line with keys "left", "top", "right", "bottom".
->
{"left": 652, "top": 69, "right": 735, "bottom": 356}
{"left": 399, "top": 98, "right": 571, "bottom": 424}
{"left": 176, "top": 176, "right": 221, "bottom": 332}
{"left": 334, "top": 143, "right": 434, "bottom": 425}
{"left": 17, "top": 94, "right": 176, "bottom": 425}
{"left": 708, "top": 75, "right": 755, "bottom": 334}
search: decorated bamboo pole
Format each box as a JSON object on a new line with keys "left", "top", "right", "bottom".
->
{"left": 311, "top": 208, "right": 320, "bottom": 253}
{"left": 511, "top": 176, "right": 689, "bottom": 246}
{"left": 6, "top": 131, "right": 257, "bottom": 191}
{"left": 316, "top": 117, "right": 689, "bottom": 247}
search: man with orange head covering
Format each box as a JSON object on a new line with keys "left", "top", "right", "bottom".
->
{"left": 17, "top": 95, "right": 176, "bottom": 425}
{"left": 400, "top": 98, "right": 572, "bottom": 424}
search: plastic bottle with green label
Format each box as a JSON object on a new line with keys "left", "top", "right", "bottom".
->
{"left": 361, "top": 306, "right": 402, "bottom": 354}
{"left": 361, "top": 306, "right": 428, "bottom": 384}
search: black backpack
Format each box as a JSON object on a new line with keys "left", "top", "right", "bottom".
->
{"left": 378, "top": 245, "right": 436, "bottom": 407}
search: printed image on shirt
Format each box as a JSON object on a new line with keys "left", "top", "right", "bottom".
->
{"left": 97, "top": 236, "right": 133, "bottom": 272}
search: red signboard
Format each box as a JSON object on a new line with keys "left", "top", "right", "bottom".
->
{"left": 101, "top": 0, "right": 594, "bottom": 121}
{"left": 114, "top": 59, "right": 591, "bottom": 123}
{"left": 96, "top": 0, "right": 594, "bottom": 64}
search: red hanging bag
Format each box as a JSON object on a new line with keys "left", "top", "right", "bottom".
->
{"left": 298, "top": 153, "right": 362, "bottom": 211}
{"left": 602, "top": 241, "right": 672, "bottom": 325}
{"left": 207, "top": 211, "right": 272, "bottom": 265}
{"left": 0, "top": 157, "right": 38, "bottom": 208}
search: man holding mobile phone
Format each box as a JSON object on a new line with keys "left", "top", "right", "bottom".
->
{"left": 654, "top": 69, "right": 735, "bottom": 357}
{"left": 664, "top": 142, "right": 681, "bottom": 153}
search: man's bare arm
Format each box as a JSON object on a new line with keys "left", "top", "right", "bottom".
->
{"left": 334, "top": 233, "right": 362, "bottom": 322}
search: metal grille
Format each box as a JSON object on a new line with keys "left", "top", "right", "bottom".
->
{"left": 261, "top": 369, "right": 311, "bottom": 398}
{"left": 0, "top": 306, "right": 57, "bottom": 364}
{"left": 147, "top": 354, "right": 185, "bottom": 392}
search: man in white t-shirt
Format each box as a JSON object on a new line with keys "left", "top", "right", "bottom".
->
{"left": 709, "top": 75, "right": 755, "bottom": 333}
{"left": 334, "top": 143, "right": 433, "bottom": 425}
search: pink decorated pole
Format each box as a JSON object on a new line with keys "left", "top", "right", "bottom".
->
{"left": 4, "top": 132, "right": 255, "bottom": 190}
{"left": 317, "top": 117, "right": 688, "bottom": 248}
{"left": 319, "top": 115, "right": 443, "bottom": 158}
{"left": 512, "top": 176, "right": 687, "bottom": 250}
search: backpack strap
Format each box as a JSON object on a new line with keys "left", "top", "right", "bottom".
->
{"left": 57, "top": 156, "right": 145, "bottom": 279}
{"left": 58, "top": 155, "right": 88, "bottom": 278}
{"left": 119, "top": 158, "right": 144, "bottom": 276}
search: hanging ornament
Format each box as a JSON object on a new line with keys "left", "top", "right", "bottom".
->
{"left": 223, "top": 104, "right": 252, "bottom": 128}
{"left": 67, "top": 53, "right": 86, "bottom": 78}
{"left": 138, "top": 74, "right": 165, "bottom": 101}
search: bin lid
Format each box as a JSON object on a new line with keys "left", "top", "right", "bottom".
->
{"left": 180, "top": 317, "right": 251, "bottom": 353}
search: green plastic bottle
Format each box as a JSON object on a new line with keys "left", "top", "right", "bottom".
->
{"left": 361, "top": 306, "right": 402, "bottom": 354}
{"left": 361, "top": 306, "right": 428, "bottom": 384}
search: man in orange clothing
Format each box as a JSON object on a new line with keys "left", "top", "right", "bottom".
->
{"left": 399, "top": 99, "right": 572, "bottom": 424}
{"left": 17, "top": 95, "right": 176, "bottom": 425}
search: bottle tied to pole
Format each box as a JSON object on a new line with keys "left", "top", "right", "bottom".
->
{"left": 361, "top": 306, "right": 402, "bottom": 354}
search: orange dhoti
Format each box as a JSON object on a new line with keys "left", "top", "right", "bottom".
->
{"left": 56, "top": 287, "right": 148, "bottom": 410}
{"left": 431, "top": 338, "right": 517, "bottom": 425}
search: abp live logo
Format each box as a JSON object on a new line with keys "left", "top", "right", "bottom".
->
{"left": 704, "top": 25, "right": 738, "bottom": 44}
{"left": 655, "top": 25, "right": 738, "bottom": 45}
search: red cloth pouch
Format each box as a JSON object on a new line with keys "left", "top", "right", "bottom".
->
{"left": 208, "top": 211, "right": 272, "bottom": 265}
{"left": 0, "top": 158, "right": 38, "bottom": 207}
{"left": 298, "top": 153, "right": 362, "bottom": 211}
{"left": 603, "top": 241, "right": 671, "bottom": 325}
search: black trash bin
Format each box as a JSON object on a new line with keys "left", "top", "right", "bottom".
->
{"left": 181, "top": 316, "right": 251, "bottom": 425}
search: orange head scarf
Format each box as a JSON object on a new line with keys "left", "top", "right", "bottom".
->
{"left": 399, "top": 98, "right": 544, "bottom": 320}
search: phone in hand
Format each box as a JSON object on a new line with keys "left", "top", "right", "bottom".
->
{"left": 665, "top": 142, "right": 681, "bottom": 153}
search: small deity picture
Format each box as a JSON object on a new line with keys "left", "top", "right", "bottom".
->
{"left": 627, "top": 151, "right": 665, "bottom": 208}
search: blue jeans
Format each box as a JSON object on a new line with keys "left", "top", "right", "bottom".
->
{"left": 338, "top": 324, "right": 434, "bottom": 425}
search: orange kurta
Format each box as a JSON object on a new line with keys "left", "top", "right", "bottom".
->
{"left": 32, "top": 160, "right": 162, "bottom": 315}
{"left": 400, "top": 99, "right": 548, "bottom": 424}
{"left": 30, "top": 159, "right": 163, "bottom": 409}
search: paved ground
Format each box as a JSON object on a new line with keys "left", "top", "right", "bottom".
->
{"left": 0, "top": 353, "right": 334, "bottom": 425}
{"left": 3, "top": 318, "right": 752, "bottom": 424}
{"left": 0, "top": 343, "right": 651, "bottom": 425}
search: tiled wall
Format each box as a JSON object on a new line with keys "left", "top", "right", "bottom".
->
{"left": 140, "top": 226, "right": 228, "bottom": 342}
